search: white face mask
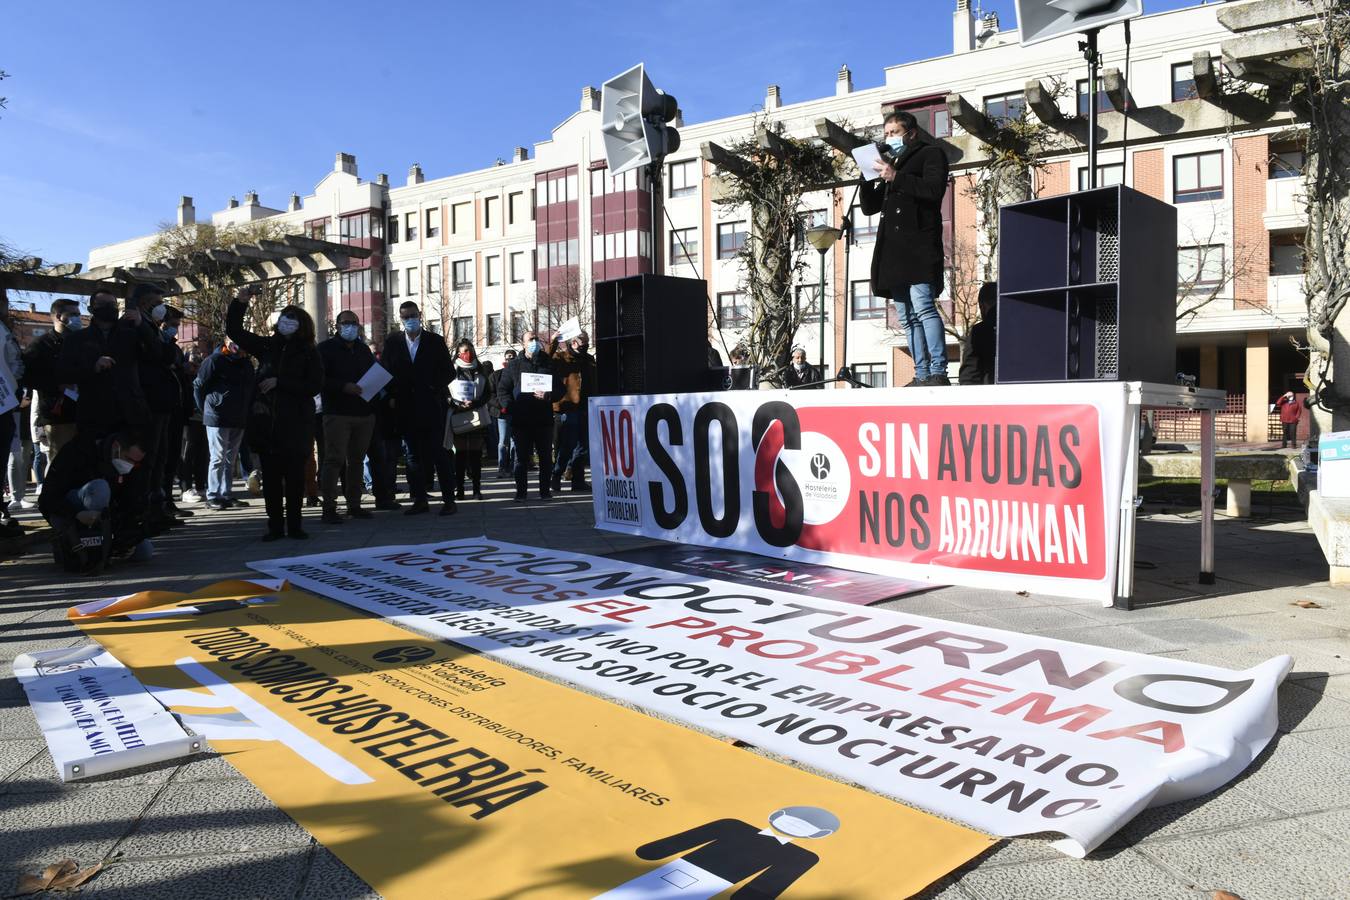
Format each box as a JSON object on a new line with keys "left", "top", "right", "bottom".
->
{"left": 111, "top": 457, "right": 135, "bottom": 475}
{"left": 276, "top": 316, "right": 300, "bottom": 336}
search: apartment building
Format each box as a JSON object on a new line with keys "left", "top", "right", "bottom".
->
{"left": 85, "top": 0, "right": 1305, "bottom": 440}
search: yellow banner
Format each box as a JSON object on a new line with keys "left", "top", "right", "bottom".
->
{"left": 72, "top": 580, "right": 991, "bottom": 899}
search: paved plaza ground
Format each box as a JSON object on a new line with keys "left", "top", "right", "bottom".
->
{"left": 1, "top": 474, "right": 1348, "bottom": 899}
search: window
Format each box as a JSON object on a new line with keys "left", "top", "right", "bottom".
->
{"left": 1178, "top": 245, "right": 1224, "bottom": 286}
{"left": 669, "top": 228, "right": 698, "bottom": 265}
{"left": 453, "top": 316, "right": 475, "bottom": 343}
{"left": 1077, "top": 163, "right": 1125, "bottom": 191}
{"left": 1171, "top": 62, "right": 1198, "bottom": 102}
{"left": 669, "top": 160, "right": 698, "bottom": 198}
{"left": 850, "top": 206, "right": 879, "bottom": 242}
{"left": 387, "top": 215, "right": 399, "bottom": 244}
{"left": 425, "top": 208, "right": 440, "bottom": 239}
{"left": 483, "top": 195, "right": 499, "bottom": 230}
{"left": 389, "top": 268, "right": 401, "bottom": 298}
{"left": 340, "top": 269, "right": 372, "bottom": 297}
{"left": 426, "top": 263, "right": 441, "bottom": 294}
{"left": 406, "top": 267, "right": 419, "bottom": 295}
{"left": 931, "top": 107, "right": 951, "bottom": 138}
{"left": 404, "top": 212, "right": 417, "bottom": 242}
{"left": 1075, "top": 79, "right": 1110, "bottom": 116}
{"left": 797, "top": 209, "right": 828, "bottom": 246}
{"left": 983, "top": 91, "right": 1025, "bottom": 125}
{"left": 852, "top": 363, "right": 888, "bottom": 388}
{"left": 1173, "top": 151, "right": 1224, "bottom": 202}
{"left": 339, "top": 212, "right": 371, "bottom": 242}
{"left": 510, "top": 310, "right": 529, "bottom": 343}
{"left": 1271, "top": 236, "right": 1304, "bottom": 276}
{"left": 717, "top": 291, "right": 748, "bottom": 327}
{"left": 451, "top": 202, "right": 471, "bottom": 236}
{"left": 486, "top": 255, "right": 501, "bottom": 286}
{"left": 510, "top": 251, "right": 526, "bottom": 283}
{"left": 508, "top": 191, "right": 525, "bottom": 225}
{"left": 717, "top": 221, "right": 747, "bottom": 259}
{"left": 797, "top": 285, "right": 824, "bottom": 323}
{"left": 851, "top": 281, "right": 886, "bottom": 320}
{"left": 452, "top": 259, "right": 473, "bottom": 290}
{"left": 305, "top": 218, "right": 328, "bottom": 241}
{"left": 892, "top": 101, "right": 951, "bottom": 139}
{"left": 1270, "top": 149, "right": 1305, "bottom": 179}
{"left": 486, "top": 313, "right": 503, "bottom": 345}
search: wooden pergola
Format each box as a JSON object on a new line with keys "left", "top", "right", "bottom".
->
{"left": 0, "top": 234, "right": 371, "bottom": 303}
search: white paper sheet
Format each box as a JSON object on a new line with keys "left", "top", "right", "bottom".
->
{"left": 355, "top": 363, "right": 392, "bottom": 399}
{"left": 851, "top": 142, "right": 885, "bottom": 181}
{"left": 521, "top": 372, "right": 551, "bottom": 393}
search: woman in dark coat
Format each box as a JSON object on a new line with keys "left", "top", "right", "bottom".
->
{"left": 226, "top": 286, "right": 324, "bottom": 541}
{"left": 449, "top": 339, "right": 490, "bottom": 500}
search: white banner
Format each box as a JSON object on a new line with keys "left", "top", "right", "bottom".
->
{"left": 588, "top": 384, "right": 1132, "bottom": 604}
{"left": 252, "top": 538, "right": 1289, "bottom": 857}
{"left": 13, "top": 645, "right": 206, "bottom": 780}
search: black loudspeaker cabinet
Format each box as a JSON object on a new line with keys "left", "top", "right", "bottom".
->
{"left": 595, "top": 274, "right": 711, "bottom": 395}
{"left": 995, "top": 185, "right": 1177, "bottom": 384}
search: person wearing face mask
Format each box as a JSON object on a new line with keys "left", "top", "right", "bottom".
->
{"left": 548, "top": 329, "right": 597, "bottom": 493}
{"left": 19, "top": 298, "right": 82, "bottom": 466}
{"left": 127, "top": 284, "right": 183, "bottom": 527}
{"left": 227, "top": 285, "right": 325, "bottom": 541}
{"left": 156, "top": 306, "right": 194, "bottom": 520}
{"left": 495, "top": 330, "right": 558, "bottom": 502}
{"left": 317, "top": 310, "right": 378, "bottom": 523}
{"left": 193, "top": 339, "right": 255, "bottom": 510}
{"left": 447, "top": 339, "right": 490, "bottom": 500}
{"left": 58, "top": 287, "right": 160, "bottom": 439}
{"left": 39, "top": 428, "right": 156, "bottom": 570}
{"left": 179, "top": 338, "right": 214, "bottom": 504}
{"left": 491, "top": 349, "right": 517, "bottom": 478}
{"left": 861, "top": 108, "right": 952, "bottom": 387}
{"left": 381, "top": 301, "right": 456, "bottom": 516}
{"left": 783, "top": 346, "right": 822, "bottom": 390}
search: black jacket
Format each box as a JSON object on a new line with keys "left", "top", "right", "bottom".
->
{"left": 20, "top": 328, "right": 78, "bottom": 426}
{"left": 318, "top": 335, "right": 377, "bottom": 418}
{"left": 859, "top": 132, "right": 950, "bottom": 296}
{"left": 784, "top": 363, "right": 823, "bottom": 389}
{"left": 57, "top": 317, "right": 159, "bottom": 430}
{"left": 381, "top": 329, "right": 452, "bottom": 435}
{"left": 495, "top": 352, "right": 558, "bottom": 428}
{"left": 226, "top": 301, "right": 324, "bottom": 454}
{"left": 139, "top": 328, "right": 181, "bottom": 415}
{"left": 193, "top": 350, "right": 256, "bottom": 428}
{"left": 958, "top": 319, "right": 997, "bottom": 385}
{"left": 40, "top": 432, "right": 149, "bottom": 525}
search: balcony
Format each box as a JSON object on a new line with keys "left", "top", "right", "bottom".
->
{"left": 1264, "top": 178, "right": 1307, "bottom": 233}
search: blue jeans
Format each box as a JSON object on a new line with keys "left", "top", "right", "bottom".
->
{"left": 206, "top": 426, "right": 244, "bottom": 501}
{"left": 892, "top": 280, "right": 947, "bottom": 380}
{"left": 497, "top": 416, "right": 514, "bottom": 472}
{"left": 552, "top": 410, "right": 588, "bottom": 484}
{"left": 66, "top": 480, "right": 111, "bottom": 514}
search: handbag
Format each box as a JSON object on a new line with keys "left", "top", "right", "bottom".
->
{"left": 449, "top": 408, "right": 486, "bottom": 435}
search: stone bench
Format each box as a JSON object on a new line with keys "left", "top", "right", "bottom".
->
{"left": 1138, "top": 453, "right": 1293, "bottom": 517}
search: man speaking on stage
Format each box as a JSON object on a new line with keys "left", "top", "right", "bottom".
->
{"left": 860, "top": 109, "right": 951, "bottom": 386}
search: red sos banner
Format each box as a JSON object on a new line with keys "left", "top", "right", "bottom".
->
{"left": 591, "top": 385, "right": 1132, "bottom": 604}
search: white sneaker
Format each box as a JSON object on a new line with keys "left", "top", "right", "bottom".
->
{"left": 6, "top": 500, "right": 25, "bottom": 515}
{"left": 182, "top": 490, "right": 203, "bottom": 504}
{"left": 19, "top": 498, "right": 37, "bottom": 510}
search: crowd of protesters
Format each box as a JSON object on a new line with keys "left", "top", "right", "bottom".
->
{"left": 0, "top": 284, "right": 597, "bottom": 572}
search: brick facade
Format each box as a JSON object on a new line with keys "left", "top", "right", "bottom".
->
{"left": 1133, "top": 149, "right": 1164, "bottom": 201}
{"left": 1232, "top": 134, "right": 1270, "bottom": 309}
{"left": 1036, "top": 161, "right": 1068, "bottom": 198}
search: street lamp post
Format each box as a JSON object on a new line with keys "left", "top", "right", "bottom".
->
{"left": 804, "top": 224, "right": 842, "bottom": 384}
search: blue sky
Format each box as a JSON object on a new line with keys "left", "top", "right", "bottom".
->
{"left": 0, "top": 0, "right": 1196, "bottom": 269}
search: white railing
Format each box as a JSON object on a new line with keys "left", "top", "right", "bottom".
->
{"left": 1266, "top": 178, "right": 1306, "bottom": 216}
{"left": 1269, "top": 274, "right": 1305, "bottom": 309}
